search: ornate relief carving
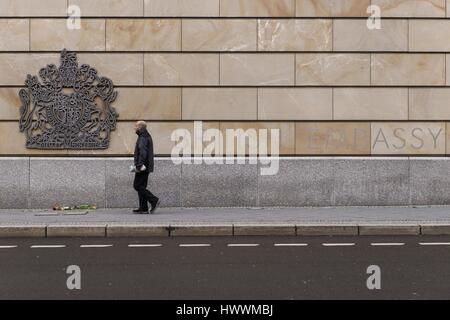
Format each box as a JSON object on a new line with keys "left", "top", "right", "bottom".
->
{"left": 19, "top": 49, "right": 119, "bottom": 149}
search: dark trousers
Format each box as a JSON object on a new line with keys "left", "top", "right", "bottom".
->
{"left": 133, "top": 171, "right": 158, "bottom": 210}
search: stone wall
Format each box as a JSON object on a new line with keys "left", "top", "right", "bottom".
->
{"left": 1, "top": 157, "right": 450, "bottom": 209}
{"left": 0, "top": 0, "right": 449, "bottom": 156}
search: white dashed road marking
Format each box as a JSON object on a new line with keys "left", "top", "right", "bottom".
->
{"left": 80, "top": 245, "right": 113, "bottom": 248}
{"left": 322, "top": 243, "right": 355, "bottom": 247}
{"left": 274, "top": 243, "right": 308, "bottom": 247}
{"left": 419, "top": 242, "right": 450, "bottom": 246}
{"left": 31, "top": 245, "right": 66, "bottom": 249}
{"left": 179, "top": 244, "right": 211, "bottom": 247}
{"left": 228, "top": 244, "right": 260, "bottom": 247}
{"left": 128, "top": 244, "right": 162, "bottom": 248}
{"left": 2, "top": 240, "right": 450, "bottom": 251}
{"left": 371, "top": 243, "right": 405, "bottom": 246}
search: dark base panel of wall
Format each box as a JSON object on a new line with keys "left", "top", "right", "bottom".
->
{"left": 0, "top": 157, "right": 449, "bottom": 209}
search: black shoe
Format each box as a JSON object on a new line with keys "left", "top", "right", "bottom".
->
{"left": 150, "top": 199, "right": 160, "bottom": 213}
{"left": 132, "top": 208, "right": 149, "bottom": 214}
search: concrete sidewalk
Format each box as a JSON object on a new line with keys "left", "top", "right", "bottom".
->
{"left": 1, "top": 206, "right": 450, "bottom": 237}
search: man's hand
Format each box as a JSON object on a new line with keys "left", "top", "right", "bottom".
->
{"left": 130, "top": 164, "right": 147, "bottom": 173}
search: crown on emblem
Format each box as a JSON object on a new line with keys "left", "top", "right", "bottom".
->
{"left": 18, "top": 49, "right": 119, "bottom": 150}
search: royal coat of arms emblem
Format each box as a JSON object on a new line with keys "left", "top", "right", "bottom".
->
{"left": 18, "top": 49, "right": 119, "bottom": 149}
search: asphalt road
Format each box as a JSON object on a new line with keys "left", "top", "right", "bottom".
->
{"left": 1, "top": 236, "right": 450, "bottom": 300}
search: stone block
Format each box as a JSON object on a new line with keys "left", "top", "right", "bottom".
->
{"left": 30, "top": 158, "right": 106, "bottom": 209}
{"left": 0, "top": 0, "right": 67, "bottom": 16}
{"left": 258, "top": 158, "right": 334, "bottom": 207}
{"left": 258, "top": 88, "right": 332, "bottom": 120}
{"left": 170, "top": 225, "right": 233, "bottom": 236}
{"left": 0, "top": 19, "right": 29, "bottom": 51}
{"left": 421, "top": 225, "right": 450, "bottom": 235}
{"left": 182, "top": 19, "right": 256, "bottom": 51}
{"left": 69, "top": 0, "right": 144, "bottom": 16}
{"left": 296, "top": 53, "right": 370, "bottom": 85}
{"left": 296, "top": 225, "right": 358, "bottom": 236}
{"left": 144, "top": 54, "right": 219, "bottom": 86}
{"left": 181, "top": 160, "right": 258, "bottom": 207}
{"left": 296, "top": 0, "right": 370, "bottom": 17}
{"left": 258, "top": 19, "right": 332, "bottom": 51}
{"left": 371, "top": 54, "right": 445, "bottom": 86}
{"left": 79, "top": 54, "right": 144, "bottom": 86}
{"left": 30, "top": 19, "right": 105, "bottom": 51}
{"left": 0, "top": 158, "right": 29, "bottom": 209}
{"left": 182, "top": 88, "right": 257, "bottom": 120}
{"left": 359, "top": 225, "right": 420, "bottom": 235}
{"left": 410, "top": 20, "right": 450, "bottom": 51}
{"left": 220, "top": 54, "right": 295, "bottom": 86}
{"left": 334, "top": 19, "right": 407, "bottom": 51}
{"left": 234, "top": 224, "right": 296, "bottom": 236}
{"left": 372, "top": 0, "right": 445, "bottom": 17}
{"left": 144, "top": 0, "right": 220, "bottom": 17}
{"left": 334, "top": 88, "right": 408, "bottom": 120}
{"left": 107, "top": 225, "right": 169, "bottom": 237}
{"left": 0, "top": 54, "right": 59, "bottom": 86}
{"left": 114, "top": 88, "right": 181, "bottom": 121}
{"left": 0, "top": 225, "right": 46, "bottom": 237}
{"left": 220, "top": 0, "right": 295, "bottom": 17}
{"left": 295, "top": 122, "right": 370, "bottom": 155}
{"left": 410, "top": 89, "right": 450, "bottom": 120}
{"left": 333, "top": 158, "right": 410, "bottom": 206}
{"left": 410, "top": 158, "right": 450, "bottom": 205}
{"left": 106, "top": 19, "right": 181, "bottom": 51}
{"left": 47, "top": 225, "right": 106, "bottom": 237}
{"left": 0, "top": 88, "right": 22, "bottom": 121}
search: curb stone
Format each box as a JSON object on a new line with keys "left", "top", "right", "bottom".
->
{"left": 0, "top": 224, "right": 448, "bottom": 237}
{"left": 169, "top": 225, "right": 233, "bottom": 236}
{"left": 0, "top": 225, "right": 47, "bottom": 237}
{"left": 234, "top": 224, "right": 296, "bottom": 236}
{"left": 358, "top": 225, "right": 420, "bottom": 236}
{"left": 420, "top": 225, "right": 450, "bottom": 235}
{"left": 46, "top": 225, "right": 107, "bottom": 237}
{"left": 296, "top": 225, "right": 358, "bottom": 236}
{"left": 106, "top": 225, "right": 169, "bottom": 237}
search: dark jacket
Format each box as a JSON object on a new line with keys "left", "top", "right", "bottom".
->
{"left": 134, "top": 128, "right": 154, "bottom": 173}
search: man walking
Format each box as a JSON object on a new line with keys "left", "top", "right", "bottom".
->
{"left": 133, "top": 121, "right": 160, "bottom": 214}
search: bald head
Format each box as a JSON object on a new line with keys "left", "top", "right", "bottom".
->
{"left": 136, "top": 121, "right": 147, "bottom": 129}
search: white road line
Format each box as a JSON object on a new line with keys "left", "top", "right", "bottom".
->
{"left": 179, "top": 244, "right": 211, "bottom": 247}
{"left": 274, "top": 243, "right": 308, "bottom": 247}
{"left": 322, "top": 243, "right": 355, "bottom": 247}
{"left": 0, "top": 245, "right": 17, "bottom": 249}
{"left": 227, "top": 244, "right": 260, "bottom": 247}
{"left": 31, "top": 245, "right": 66, "bottom": 249}
{"left": 80, "top": 244, "right": 113, "bottom": 248}
{"left": 371, "top": 243, "right": 405, "bottom": 246}
{"left": 128, "top": 244, "right": 162, "bottom": 248}
{"left": 419, "top": 242, "right": 450, "bottom": 246}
